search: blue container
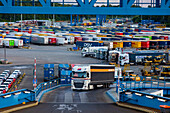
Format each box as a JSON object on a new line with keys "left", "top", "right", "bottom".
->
{"left": 152, "top": 36, "right": 160, "bottom": 40}
{"left": 123, "top": 41, "right": 131, "bottom": 47}
{"left": 44, "top": 64, "right": 55, "bottom": 81}
{"left": 82, "top": 37, "right": 90, "bottom": 41}
{"left": 58, "top": 64, "right": 70, "bottom": 70}
{"left": 131, "top": 33, "right": 137, "bottom": 35}
{"left": 76, "top": 41, "right": 104, "bottom": 48}
{"left": 20, "top": 36, "right": 31, "bottom": 44}
{"left": 124, "top": 32, "right": 130, "bottom": 35}
{"left": 158, "top": 41, "right": 167, "bottom": 49}
{"left": 167, "top": 41, "right": 170, "bottom": 48}
{"left": 59, "top": 75, "right": 71, "bottom": 84}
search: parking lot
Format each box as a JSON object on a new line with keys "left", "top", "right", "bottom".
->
{"left": 0, "top": 44, "right": 146, "bottom": 91}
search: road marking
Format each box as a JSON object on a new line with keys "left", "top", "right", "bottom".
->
{"left": 79, "top": 92, "right": 89, "bottom": 103}
{"left": 65, "top": 92, "right": 73, "bottom": 103}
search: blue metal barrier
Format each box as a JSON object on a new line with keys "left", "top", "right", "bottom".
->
{"left": 34, "top": 79, "right": 58, "bottom": 97}
{"left": 114, "top": 76, "right": 170, "bottom": 109}
{"left": 0, "top": 78, "right": 70, "bottom": 109}
{"left": 0, "top": 89, "right": 35, "bottom": 109}
{"left": 120, "top": 89, "right": 170, "bottom": 109}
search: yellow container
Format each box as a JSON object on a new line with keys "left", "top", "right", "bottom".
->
{"left": 97, "top": 34, "right": 107, "bottom": 37}
{"left": 131, "top": 41, "right": 141, "bottom": 48}
{"left": 113, "top": 41, "right": 123, "bottom": 48}
{"left": 39, "top": 34, "right": 48, "bottom": 36}
{"left": 15, "top": 34, "right": 23, "bottom": 36}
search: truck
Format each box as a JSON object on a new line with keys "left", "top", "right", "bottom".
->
{"left": 108, "top": 50, "right": 129, "bottom": 66}
{"left": 44, "top": 64, "right": 54, "bottom": 82}
{"left": 76, "top": 41, "right": 104, "bottom": 49}
{"left": 71, "top": 65, "right": 118, "bottom": 90}
{"left": 81, "top": 46, "right": 108, "bottom": 57}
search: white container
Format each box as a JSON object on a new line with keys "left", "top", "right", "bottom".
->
{"left": 13, "top": 39, "right": 23, "bottom": 48}
{"left": 63, "top": 35, "right": 74, "bottom": 44}
{"left": 0, "top": 38, "right": 3, "bottom": 47}
{"left": 56, "top": 37, "right": 64, "bottom": 45}
{"left": 31, "top": 35, "right": 48, "bottom": 44}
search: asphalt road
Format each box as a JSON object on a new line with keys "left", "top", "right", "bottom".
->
{"left": 14, "top": 86, "right": 143, "bottom": 113}
{"left": 0, "top": 44, "right": 106, "bottom": 65}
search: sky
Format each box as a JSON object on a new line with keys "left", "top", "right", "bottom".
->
{"left": 53, "top": 0, "right": 154, "bottom": 7}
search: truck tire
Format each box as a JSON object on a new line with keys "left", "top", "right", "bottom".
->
{"left": 93, "top": 85, "right": 97, "bottom": 89}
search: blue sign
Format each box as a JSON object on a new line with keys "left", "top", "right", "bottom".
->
{"left": 33, "top": 79, "right": 37, "bottom": 84}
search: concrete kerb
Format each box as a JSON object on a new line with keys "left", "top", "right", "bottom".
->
{"left": 106, "top": 88, "right": 157, "bottom": 113}
{"left": 1, "top": 84, "right": 71, "bottom": 113}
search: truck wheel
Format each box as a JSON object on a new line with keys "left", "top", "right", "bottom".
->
{"left": 93, "top": 85, "right": 97, "bottom": 89}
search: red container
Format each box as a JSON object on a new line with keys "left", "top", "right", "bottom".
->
{"left": 74, "top": 37, "right": 82, "bottom": 43}
{"left": 115, "top": 32, "right": 123, "bottom": 36}
{"left": 164, "top": 36, "right": 168, "bottom": 40}
{"left": 47, "top": 31, "right": 55, "bottom": 34}
{"left": 14, "top": 28, "right": 18, "bottom": 32}
{"left": 49, "top": 38, "right": 57, "bottom": 45}
{"left": 134, "top": 29, "right": 139, "bottom": 32}
{"left": 6, "top": 30, "right": 10, "bottom": 34}
{"left": 141, "top": 41, "right": 150, "bottom": 49}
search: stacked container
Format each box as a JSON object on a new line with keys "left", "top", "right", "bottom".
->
{"left": 44, "top": 64, "right": 54, "bottom": 82}
{"left": 113, "top": 41, "right": 123, "bottom": 48}
{"left": 131, "top": 41, "right": 141, "bottom": 48}
{"left": 58, "top": 64, "right": 71, "bottom": 84}
{"left": 141, "top": 41, "right": 150, "bottom": 50}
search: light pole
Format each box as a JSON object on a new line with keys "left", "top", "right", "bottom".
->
{"left": 4, "top": 45, "right": 6, "bottom": 64}
{"left": 21, "top": 0, "right": 23, "bottom": 32}
{"left": 53, "top": 0, "right": 55, "bottom": 26}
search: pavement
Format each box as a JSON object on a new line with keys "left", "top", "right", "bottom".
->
{"left": 14, "top": 86, "right": 143, "bottom": 113}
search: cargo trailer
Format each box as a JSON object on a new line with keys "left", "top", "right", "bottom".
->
{"left": 71, "top": 65, "right": 116, "bottom": 90}
{"left": 31, "top": 36, "right": 48, "bottom": 44}
{"left": 13, "top": 39, "right": 23, "bottom": 48}
{"left": 76, "top": 41, "right": 104, "bottom": 48}
{"left": 3, "top": 39, "right": 15, "bottom": 48}
{"left": 48, "top": 37, "right": 57, "bottom": 45}
{"left": 20, "top": 36, "right": 31, "bottom": 44}
{"left": 0, "top": 38, "right": 3, "bottom": 47}
{"left": 56, "top": 37, "right": 65, "bottom": 45}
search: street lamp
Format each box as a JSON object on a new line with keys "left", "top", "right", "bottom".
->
{"left": 53, "top": 0, "right": 55, "bottom": 26}
{"left": 21, "top": 0, "right": 23, "bottom": 32}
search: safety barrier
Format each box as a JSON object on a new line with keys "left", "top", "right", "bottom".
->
{"left": 0, "top": 89, "right": 35, "bottom": 109}
{"left": 120, "top": 89, "right": 170, "bottom": 109}
{"left": 0, "top": 78, "right": 70, "bottom": 109}
{"left": 114, "top": 76, "right": 170, "bottom": 109}
{"left": 34, "top": 79, "right": 58, "bottom": 97}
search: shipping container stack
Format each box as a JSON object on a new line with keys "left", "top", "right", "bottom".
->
{"left": 58, "top": 64, "right": 72, "bottom": 84}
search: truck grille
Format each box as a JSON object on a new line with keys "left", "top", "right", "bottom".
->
{"left": 74, "top": 83, "right": 84, "bottom": 88}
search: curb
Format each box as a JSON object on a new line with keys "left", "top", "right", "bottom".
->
{"left": 1, "top": 102, "right": 39, "bottom": 113}
{"left": 116, "top": 102, "right": 157, "bottom": 113}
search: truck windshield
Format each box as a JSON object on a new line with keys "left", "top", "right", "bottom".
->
{"left": 72, "top": 72, "right": 87, "bottom": 78}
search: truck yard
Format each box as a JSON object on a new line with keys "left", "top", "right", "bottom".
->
{"left": 0, "top": 18, "right": 170, "bottom": 113}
